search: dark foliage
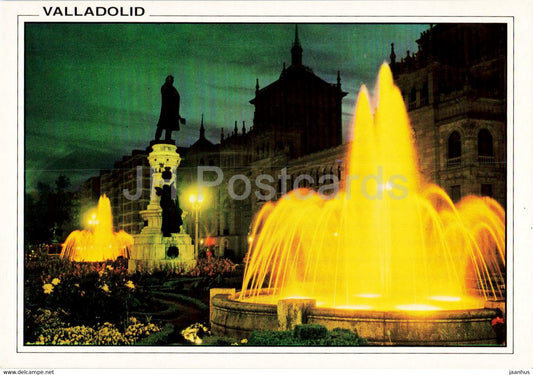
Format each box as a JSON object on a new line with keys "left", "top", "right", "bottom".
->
{"left": 246, "top": 325, "right": 368, "bottom": 346}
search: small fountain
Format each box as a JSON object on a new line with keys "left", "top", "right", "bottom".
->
{"left": 210, "top": 64, "right": 506, "bottom": 345}
{"left": 61, "top": 194, "right": 134, "bottom": 262}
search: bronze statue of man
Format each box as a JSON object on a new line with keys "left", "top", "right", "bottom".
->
{"left": 155, "top": 75, "right": 186, "bottom": 141}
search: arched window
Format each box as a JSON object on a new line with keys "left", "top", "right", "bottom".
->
{"left": 447, "top": 131, "right": 462, "bottom": 167}
{"left": 448, "top": 131, "right": 461, "bottom": 158}
{"left": 478, "top": 129, "right": 494, "bottom": 156}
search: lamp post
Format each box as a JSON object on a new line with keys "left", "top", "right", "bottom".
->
{"left": 189, "top": 193, "right": 203, "bottom": 259}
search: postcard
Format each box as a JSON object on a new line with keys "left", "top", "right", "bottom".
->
{"left": 1, "top": 0, "right": 532, "bottom": 372}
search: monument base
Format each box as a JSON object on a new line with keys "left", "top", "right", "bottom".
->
{"left": 128, "top": 231, "right": 196, "bottom": 273}
{"left": 126, "top": 142, "right": 196, "bottom": 274}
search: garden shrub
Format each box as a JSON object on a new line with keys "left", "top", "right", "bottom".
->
{"left": 126, "top": 257, "right": 239, "bottom": 293}
{"left": 178, "top": 323, "right": 367, "bottom": 347}
{"left": 24, "top": 247, "right": 241, "bottom": 346}
{"left": 188, "top": 257, "right": 237, "bottom": 277}
{"left": 34, "top": 325, "right": 97, "bottom": 345}
{"left": 27, "top": 315, "right": 161, "bottom": 345}
{"left": 201, "top": 335, "right": 239, "bottom": 346}
{"left": 25, "top": 258, "right": 144, "bottom": 327}
{"left": 135, "top": 323, "right": 174, "bottom": 346}
{"left": 327, "top": 327, "right": 368, "bottom": 346}
{"left": 246, "top": 324, "right": 367, "bottom": 346}
{"left": 247, "top": 330, "right": 296, "bottom": 346}
{"left": 294, "top": 324, "right": 328, "bottom": 340}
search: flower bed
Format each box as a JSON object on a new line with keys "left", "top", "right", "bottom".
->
{"left": 27, "top": 312, "right": 161, "bottom": 345}
{"left": 24, "top": 245, "right": 241, "bottom": 345}
{"left": 179, "top": 322, "right": 368, "bottom": 346}
{"left": 25, "top": 256, "right": 142, "bottom": 329}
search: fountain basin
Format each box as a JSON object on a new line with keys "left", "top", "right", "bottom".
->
{"left": 210, "top": 291, "right": 500, "bottom": 346}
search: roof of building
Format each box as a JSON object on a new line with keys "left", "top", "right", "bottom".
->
{"left": 189, "top": 113, "right": 216, "bottom": 152}
{"left": 250, "top": 25, "right": 347, "bottom": 104}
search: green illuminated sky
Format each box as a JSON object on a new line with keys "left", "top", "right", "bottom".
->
{"left": 25, "top": 23, "right": 429, "bottom": 191}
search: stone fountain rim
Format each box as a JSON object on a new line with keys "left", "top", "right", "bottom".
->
{"left": 219, "top": 290, "right": 499, "bottom": 319}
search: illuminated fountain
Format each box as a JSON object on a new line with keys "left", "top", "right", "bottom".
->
{"left": 61, "top": 194, "right": 134, "bottom": 262}
{"left": 210, "top": 64, "right": 506, "bottom": 345}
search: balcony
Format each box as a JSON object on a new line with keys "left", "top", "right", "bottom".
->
{"left": 478, "top": 155, "right": 495, "bottom": 165}
{"left": 436, "top": 97, "right": 505, "bottom": 123}
{"left": 447, "top": 157, "right": 462, "bottom": 168}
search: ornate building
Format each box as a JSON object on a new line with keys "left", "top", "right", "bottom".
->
{"left": 80, "top": 24, "right": 507, "bottom": 261}
{"left": 177, "top": 26, "right": 347, "bottom": 259}
{"left": 390, "top": 23, "right": 506, "bottom": 206}
{"left": 249, "top": 26, "right": 346, "bottom": 159}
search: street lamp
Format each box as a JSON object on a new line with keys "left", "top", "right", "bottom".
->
{"left": 189, "top": 193, "right": 204, "bottom": 259}
{"left": 88, "top": 214, "right": 98, "bottom": 226}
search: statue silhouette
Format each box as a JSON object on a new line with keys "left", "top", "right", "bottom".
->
{"left": 155, "top": 75, "right": 186, "bottom": 141}
{"left": 156, "top": 184, "right": 181, "bottom": 237}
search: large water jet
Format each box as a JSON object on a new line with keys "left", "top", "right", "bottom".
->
{"left": 61, "top": 194, "right": 134, "bottom": 262}
{"left": 211, "top": 64, "right": 505, "bottom": 345}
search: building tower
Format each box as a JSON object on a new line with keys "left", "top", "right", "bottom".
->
{"left": 249, "top": 25, "right": 347, "bottom": 159}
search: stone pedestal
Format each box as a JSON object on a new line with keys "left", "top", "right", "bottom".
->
{"left": 277, "top": 298, "right": 317, "bottom": 331}
{"left": 128, "top": 142, "right": 196, "bottom": 273}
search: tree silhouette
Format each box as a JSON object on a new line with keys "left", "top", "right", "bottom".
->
{"left": 25, "top": 175, "right": 78, "bottom": 249}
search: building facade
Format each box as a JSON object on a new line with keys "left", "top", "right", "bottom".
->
{"left": 390, "top": 23, "right": 507, "bottom": 206}
{"left": 79, "top": 24, "right": 507, "bottom": 261}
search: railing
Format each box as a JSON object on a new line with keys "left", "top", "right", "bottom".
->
{"left": 447, "top": 156, "right": 462, "bottom": 168}
{"left": 478, "top": 155, "right": 495, "bottom": 165}
{"left": 436, "top": 97, "right": 505, "bottom": 122}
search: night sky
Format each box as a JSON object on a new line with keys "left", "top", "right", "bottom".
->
{"left": 25, "top": 23, "right": 429, "bottom": 191}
